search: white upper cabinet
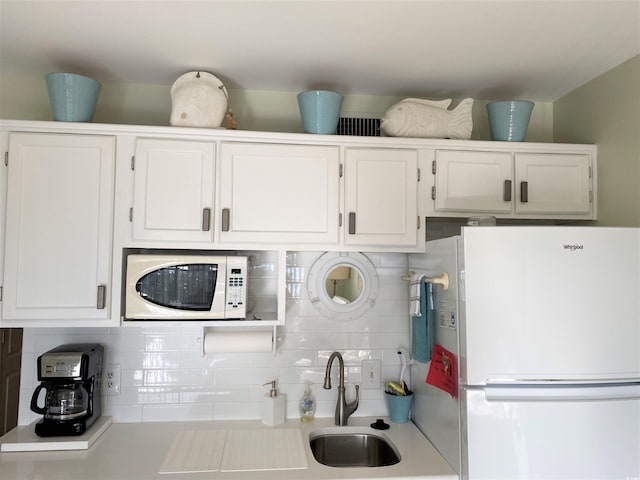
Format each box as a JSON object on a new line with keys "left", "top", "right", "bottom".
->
{"left": 344, "top": 148, "right": 420, "bottom": 247}
{"left": 132, "top": 139, "right": 215, "bottom": 242}
{"left": 2, "top": 133, "right": 115, "bottom": 326}
{"left": 514, "top": 153, "right": 592, "bottom": 215}
{"left": 431, "top": 148, "right": 595, "bottom": 219}
{"left": 434, "top": 150, "right": 513, "bottom": 213}
{"left": 219, "top": 142, "right": 340, "bottom": 245}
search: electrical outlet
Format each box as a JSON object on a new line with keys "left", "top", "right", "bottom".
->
{"left": 362, "top": 359, "right": 381, "bottom": 389}
{"left": 102, "top": 364, "right": 121, "bottom": 395}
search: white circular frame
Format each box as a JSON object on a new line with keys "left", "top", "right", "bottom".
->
{"left": 307, "top": 252, "right": 379, "bottom": 321}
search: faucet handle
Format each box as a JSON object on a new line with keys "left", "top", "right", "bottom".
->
{"left": 341, "top": 384, "right": 360, "bottom": 426}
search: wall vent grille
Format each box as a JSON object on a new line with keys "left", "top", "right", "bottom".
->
{"left": 337, "top": 117, "right": 381, "bottom": 136}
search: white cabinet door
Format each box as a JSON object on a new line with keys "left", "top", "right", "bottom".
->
{"left": 344, "top": 148, "right": 419, "bottom": 247}
{"left": 133, "top": 139, "right": 215, "bottom": 242}
{"left": 434, "top": 150, "right": 513, "bottom": 213}
{"left": 219, "top": 142, "right": 340, "bottom": 245}
{"left": 515, "top": 153, "right": 592, "bottom": 214}
{"left": 2, "top": 133, "right": 114, "bottom": 324}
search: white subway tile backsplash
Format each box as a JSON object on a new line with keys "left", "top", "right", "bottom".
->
{"left": 179, "top": 386, "right": 248, "bottom": 404}
{"left": 278, "top": 367, "right": 327, "bottom": 386}
{"left": 121, "top": 369, "right": 145, "bottom": 387}
{"left": 142, "top": 403, "right": 213, "bottom": 422}
{"left": 213, "top": 367, "right": 281, "bottom": 386}
{"left": 18, "top": 251, "right": 411, "bottom": 425}
{"left": 101, "top": 403, "right": 143, "bottom": 423}
{"left": 213, "top": 402, "right": 261, "bottom": 420}
{"left": 145, "top": 334, "right": 192, "bottom": 352}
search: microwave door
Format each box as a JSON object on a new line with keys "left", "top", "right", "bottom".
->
{"left": 136, "top": 264, "right": 217, "bottom": 310}
{"left": 126, "top": 257, "right": 227, "bottom": 319}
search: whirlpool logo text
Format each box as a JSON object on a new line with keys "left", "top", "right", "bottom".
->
{"left": 563, "top": 244, "right": 584, "bottom": 251}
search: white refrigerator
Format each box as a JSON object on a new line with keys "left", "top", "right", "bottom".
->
{"left": 409, "top": 226, "right": 640, "bottom": 479}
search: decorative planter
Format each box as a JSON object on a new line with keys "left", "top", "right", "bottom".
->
{"left": 297, "top": 90, "right": 343, "bottom": 134}
{"left": 45, "top": 73, "right": 101, "bottom": 122}
{"left": 486, "top": 100, "right": 534, "bottom": 141}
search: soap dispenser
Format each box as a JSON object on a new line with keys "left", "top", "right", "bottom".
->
{"left": 262, "top": 380, "right": 286, "bottom": 426}
{"left": 299, "top": 382, "right": 316, "bottom": 422}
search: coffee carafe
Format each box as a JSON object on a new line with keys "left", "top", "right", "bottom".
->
{"left": 30, "top": 344, "right": 104, "bottom": 437}
{"left": 31, "top": 382, "right": 90, "bottom": 420}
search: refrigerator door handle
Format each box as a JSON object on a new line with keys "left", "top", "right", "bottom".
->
{"left": 484, "top": 382, "right": 640, "bottom": 402}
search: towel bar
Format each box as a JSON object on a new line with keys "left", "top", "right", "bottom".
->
{"left": 401, "top": 271, "right": 450, "bottom": 291}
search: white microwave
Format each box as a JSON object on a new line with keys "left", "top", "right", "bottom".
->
{"left": 125, "top": 254, "right": 248, "bottom": 320}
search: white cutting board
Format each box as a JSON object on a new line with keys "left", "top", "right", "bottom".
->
{"left": 159, "top": 430, "right": 227, "bottom": 474}
{"left": 158, "top": 428, "right": 308, "bottom": 474}
{"left": 0, "top": 416, "right": 112, "bottom": 452}
{"left": 220, "top": 429, "right": 308, "bottom": 472}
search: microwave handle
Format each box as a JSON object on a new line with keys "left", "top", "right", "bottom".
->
{"left": 202, "top": 208, "right": 211, "bottom": 232}
{"left": 97, "top": 285, "right": 106, "bottom": 310}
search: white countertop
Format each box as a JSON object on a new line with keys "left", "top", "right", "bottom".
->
{"left": 0, "top": 416, "right": 457, "bottom": 480}
{"left": 0, "top": 417, "right": 113, "bottom": 452}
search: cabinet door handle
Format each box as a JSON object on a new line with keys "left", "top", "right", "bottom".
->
{"left": 97, "top": 285, "right": 106, "bottom": 310}
{"left": 202, "top": 208, "right": 211, "bottom": 231}
{"left": 520, "top": 181, "right": 529, "bottom": 203}
{"left": 503, "top": 180, "right": 512, "bottom": 202}
{"left": 221, "top": 208, "right": 230, "bottom": 232}
{"left": 348, "top": 212, "right": 356, "bottom": 235}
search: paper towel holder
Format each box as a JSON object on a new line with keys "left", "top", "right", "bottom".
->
{"left": 202, "top": 326, "right": 277, "bottom": 356}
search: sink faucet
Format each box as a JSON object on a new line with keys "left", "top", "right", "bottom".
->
{"left": 323, "top": 351, "right": 359, "bottom": 426}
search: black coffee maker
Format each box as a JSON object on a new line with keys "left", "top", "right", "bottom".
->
{"left": 30, "top": 343, "right": 104, "bottom": 437}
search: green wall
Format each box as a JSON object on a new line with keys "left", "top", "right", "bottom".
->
{"left": 554, "top": 55, "right": 640, "bottom": 227}
{"left": 0, "top": 75, "right": 554, "bottom": 142}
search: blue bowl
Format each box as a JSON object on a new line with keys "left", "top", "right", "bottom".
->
{"left": 46, "top": 73, "right": 101, "bottom": 122}
{"left": 297, "top": 90, "right": 343, "bottom": 134}
{"left": 486, "top": 100, "right": 534, "bottom": 141}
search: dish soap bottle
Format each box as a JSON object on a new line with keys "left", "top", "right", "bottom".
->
{"left": 299, "top": 382, "right": 316, "bottom": 422}
{"left": 262, "top": 380, "right": 286, "bottom": 426}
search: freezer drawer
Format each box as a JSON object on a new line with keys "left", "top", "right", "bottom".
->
{"left": 463, "top": 388, "right": 640, "bottom": 479}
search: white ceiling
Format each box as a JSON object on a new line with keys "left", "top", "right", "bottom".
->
{"left": 1, "top": 1, "right": 639, "bottom": 102}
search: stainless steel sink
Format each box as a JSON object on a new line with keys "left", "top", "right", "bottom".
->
{"left": 309, "top": 427, "right": 401, "bottom": 467}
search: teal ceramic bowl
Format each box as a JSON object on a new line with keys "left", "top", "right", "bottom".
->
{"left": 297, "top": 90, "right": 343, "bottom": 134}
{"left": 486, "top": 100, "right": 534, "bottom": 141}
{"left": 45, "top": 73, "right": 101, "bottom": 122}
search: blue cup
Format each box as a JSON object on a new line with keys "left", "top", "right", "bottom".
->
{"left": 297, "top": 90, "right": 343, "bottom": 134}
{"left": 486, "top": 100, "right": 534, "bottom": 141}
{"left": 385, "top": 392, "right": 414, "bottom": 423}
{"left": 45, "top": 73, "right": 101, "bottom": 122}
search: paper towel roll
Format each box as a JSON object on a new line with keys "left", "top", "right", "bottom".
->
{"left": 203, "top": 331, "right": 273, "bottom": 354}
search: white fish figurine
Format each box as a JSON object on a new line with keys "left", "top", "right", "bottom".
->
{"left": 381, "top": 97, "right": 474, "bottom": 139}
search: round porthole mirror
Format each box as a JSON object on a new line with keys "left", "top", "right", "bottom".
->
{"left": 307, "top": 252, "right": 378, "bottom": 320}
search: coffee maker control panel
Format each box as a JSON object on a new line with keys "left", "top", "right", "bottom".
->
{"left": 37, "top": 344, "right": 104, "bottom": 381}
{"left": 40, "top": 353, "right": 83, "bottom": 378}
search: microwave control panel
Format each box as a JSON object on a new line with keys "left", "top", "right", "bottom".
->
{"left": 225, "top": 256, "right": 248, "bottom": 318}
